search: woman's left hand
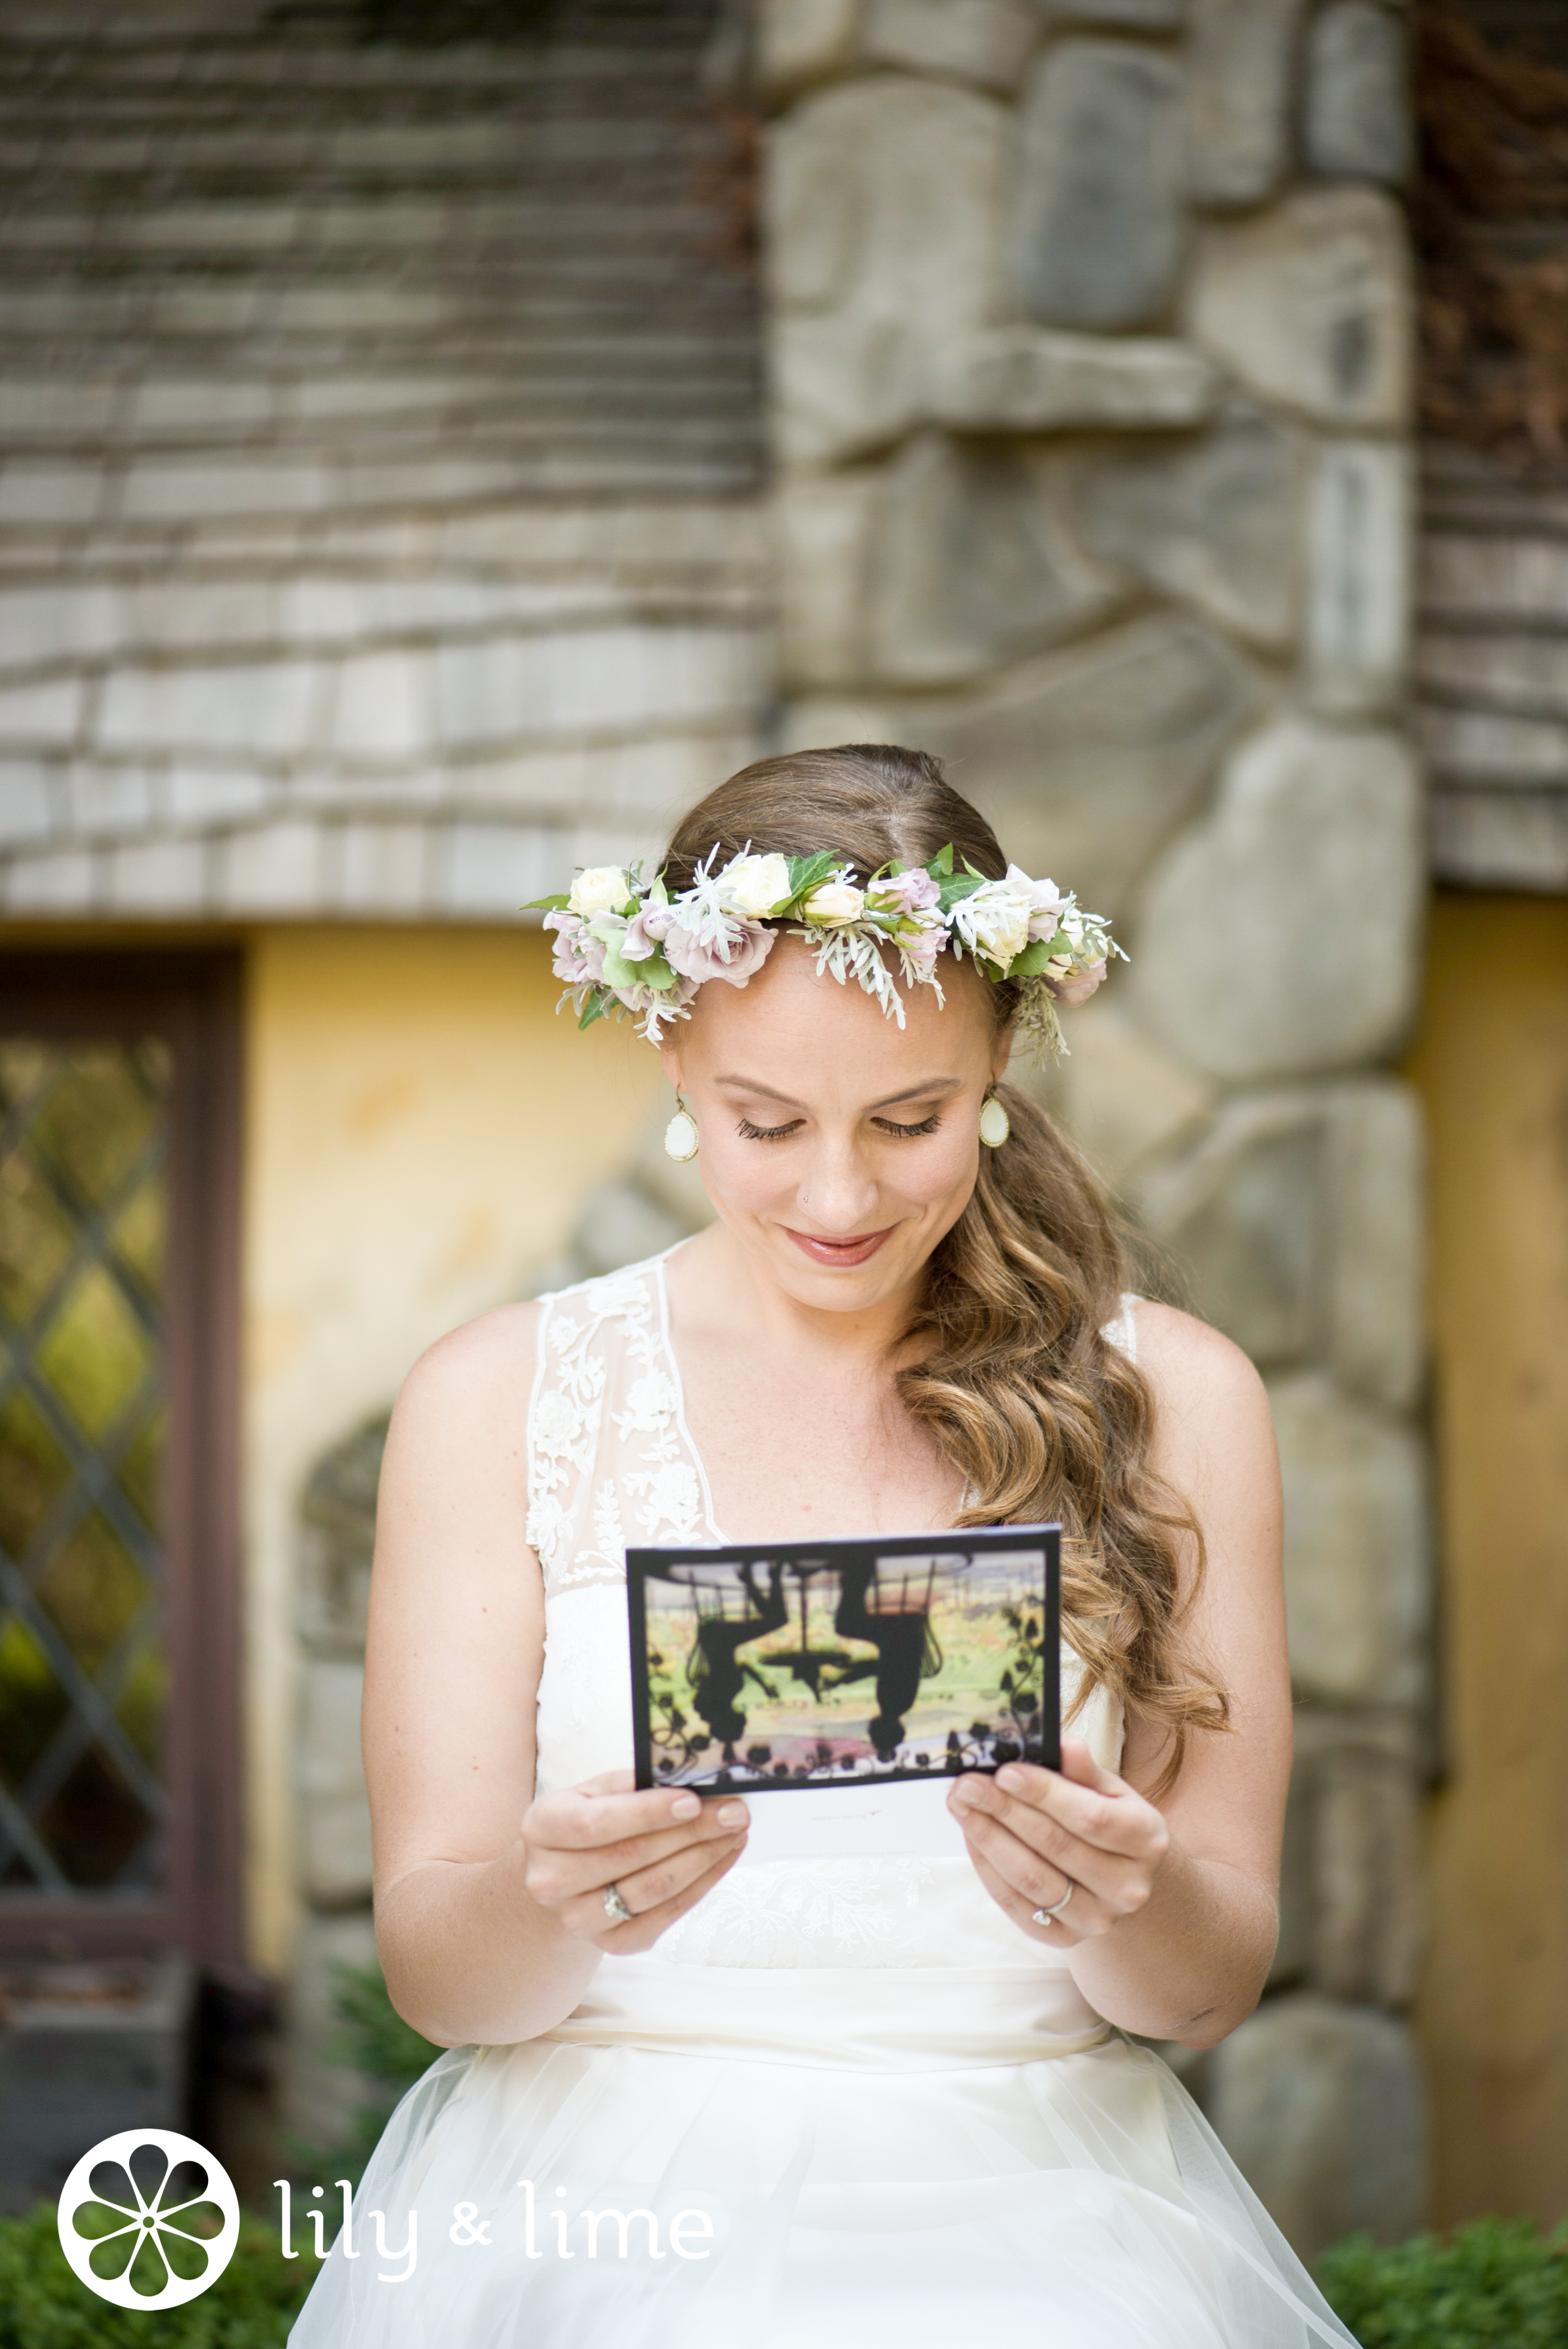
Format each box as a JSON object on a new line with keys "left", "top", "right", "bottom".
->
{"left": 947, "top": 1736, "right": 1171, "bottom": 1946}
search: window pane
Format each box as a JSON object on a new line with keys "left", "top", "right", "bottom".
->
{"left": 0, "top": 1037, "right": 170, "bottom": 1897}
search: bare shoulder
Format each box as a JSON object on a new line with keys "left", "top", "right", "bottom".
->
{"left": 1127, "top": 1298, "right": 1273, "bottom": 1443}
{"left": 390, "top": 1297, "right": 544, "bottom": 1449}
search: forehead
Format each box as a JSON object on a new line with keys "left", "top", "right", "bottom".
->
{"left": 681, "top": 933, "right": 996, "bottom": 1071}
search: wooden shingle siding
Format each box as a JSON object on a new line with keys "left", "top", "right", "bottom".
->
{"left": 1418, "top": 0, "right": 1568, "bottom": 892}
{"left": 1421, "top": 444, "right": 1568, "bottom": 889}
{"left": 0, "top": 0, "right": 769, "bottom": 920}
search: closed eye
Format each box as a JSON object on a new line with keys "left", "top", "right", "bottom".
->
{"left": 737, "top": 1111, "right": 943, "bottom": 1141}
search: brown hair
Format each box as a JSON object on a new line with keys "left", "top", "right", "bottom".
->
{"left": 665, "top": 744, "right": 1228, "bottom": 1786}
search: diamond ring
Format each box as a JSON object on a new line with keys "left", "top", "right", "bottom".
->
{"left": 602, "top": 1882, "right": 633, "bottom": 1926}
{"left": 1032, "top": 1881, "right": 1075, "bottom": 1927}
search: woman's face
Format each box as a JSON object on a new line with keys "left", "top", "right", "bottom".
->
{"left": 662, "top": 934, "right": 1010, "bottom": 1317}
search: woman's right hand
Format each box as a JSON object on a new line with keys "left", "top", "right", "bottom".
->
{"left": 519, "top": 1772, "right": 750, "bottom": 1954}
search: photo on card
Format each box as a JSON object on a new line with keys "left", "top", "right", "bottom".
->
{"left": 626, "top": 1526, "right": 1060, "bottom": 1794}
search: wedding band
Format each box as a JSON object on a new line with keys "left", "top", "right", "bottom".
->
{"left": 1032, "top": 1881, "right": 1075, "bottom": 1927}
{"left": 602, "top": 1882, "right": 633, "bottom": 1926}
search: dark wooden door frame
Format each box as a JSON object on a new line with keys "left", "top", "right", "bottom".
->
{"left": 0, "top": 949, "right": 243, "bottom": 1963}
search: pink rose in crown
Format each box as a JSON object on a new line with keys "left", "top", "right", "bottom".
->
{"left": 898, "top": 923, "right": 951, "bottom": 977}
{"left": 662, "top": 917, "right": 777, "bottom": 988}
{"left": 544, "top": 908, "right": 606, "bottom": 985}
{"left": 621, "top": 904, "right": 673, "bottom": 961}
{"left": 870, "top": 867, "right": 942, "bottom": 918}
{"left": 1045, "top": 959, "right": 1105, "bottom": 1007}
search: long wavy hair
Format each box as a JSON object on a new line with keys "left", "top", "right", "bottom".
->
{"left": 664, "top": 744, "right": 1229, "bottom": 1788}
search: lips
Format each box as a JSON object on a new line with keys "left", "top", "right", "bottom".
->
{"left": 784, "top": 1226, "right": 895, "bottom": 1269}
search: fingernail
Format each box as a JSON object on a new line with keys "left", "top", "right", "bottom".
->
{"left": 996, "top": 1767, "right": 1026, "bottom": 1794}
{"left": 716, "top": 1801, "right": 748, "bottom": 1827}
{"left": 670, "top": 1794, "right": 701, "bottom": 1820}
{"left": 949, "top": 1784, "right": 978, "bottom": 1809}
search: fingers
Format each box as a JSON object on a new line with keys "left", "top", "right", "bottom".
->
{"left": 953, "top": 1756, "right": 1165, "bottom": 1860}
{"left": 1056, "top": 1736, "right": 1124, "bottom": 1794}
{"left": 588, "top": 1834, "right": 749, "bottom": 1955}
{"left": 950, "top": 1804, "right": 1111, "bottom": 1941}
{"left": 948, "top": 1779, "right": 1135, "bottom": 1909}
{"left": 527, "top": 1781, "right": 746, "bottom": 1853}
{"left": 962, "top": 1838, "right": 1095, "bottom": 1945}
{"left": 521, "top": 1785, "right": 751, "bottom": 1916}
{"left": 946, "top": 1747, "right": 1169, "bottom": 1931}
{"left": 522, "top": 1800, "right": 747, "bottom": 1912}
{"left": 553, "top": 1826, "right": 748, "bottom": 1939}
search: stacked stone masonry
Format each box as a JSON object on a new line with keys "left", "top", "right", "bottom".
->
{"left": 0, "top": 0, "right": 767, "bottom": 918}
{"left": 759, "top": 0, "right": 1428, "bottom": 2258}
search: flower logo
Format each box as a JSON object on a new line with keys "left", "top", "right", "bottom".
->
{"left": 57, "top": 2127, "right": 240, "bottom": 2309}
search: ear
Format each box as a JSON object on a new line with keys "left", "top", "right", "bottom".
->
{"left": 992, "top": 1025, "right": 1017, "bottom": 1083}
{"left": 659, "top": 1040, "right": 684, "bottom": 1094}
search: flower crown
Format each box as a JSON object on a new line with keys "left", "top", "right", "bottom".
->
{"left": 527, "top": 846, "right": 1126, "bottom": 1059}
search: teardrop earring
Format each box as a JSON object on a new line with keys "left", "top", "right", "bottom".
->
{"left": 979, "top": 1092, "right": 1010, "bottom": 1148}
{"left": 664, "top": 1094, "right": 699, "bottom": 1162}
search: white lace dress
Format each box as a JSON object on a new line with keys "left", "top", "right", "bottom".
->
{"left": 290, "top": 1251, "right": 1357, "bottom": 2349}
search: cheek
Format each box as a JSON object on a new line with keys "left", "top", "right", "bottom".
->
{"left": 698, "top": 1128, "right": 794, "bottom": 1207}
{"left": 911, "top": 1124, "right": 981, "bottom": 1212}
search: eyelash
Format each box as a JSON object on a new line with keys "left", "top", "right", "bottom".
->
{"left": 735, "top": 1114, "right": 942, "bottom": 1143}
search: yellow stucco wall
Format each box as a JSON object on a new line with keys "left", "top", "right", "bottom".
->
{"left": 242, "top": 925, "right": 663, "bottom": 1973}
{"left": 1407, "top": 894, "right": 1568, "bottom": 2227}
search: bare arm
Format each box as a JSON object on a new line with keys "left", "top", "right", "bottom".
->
{"left": 364, "top": 1306, "right": 745, "bottom": 2048}
{"left": 949, "top": 1303, "right": 1291, "bottom": 2047}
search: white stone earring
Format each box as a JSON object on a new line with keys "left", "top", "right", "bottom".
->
{"left": 664, "top": 1094, "right": 699, "bottom": 1162}
{"left": 979, "top": 1092, "right": 1010, "bottom": 1148}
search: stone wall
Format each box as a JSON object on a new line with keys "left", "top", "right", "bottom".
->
{"left": 756, "top": 0, "right": 1428, "bottom": 2258}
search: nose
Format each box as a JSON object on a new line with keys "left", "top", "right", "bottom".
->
{"left": 796, "top": 1134, "right": 880, "bottom": 1232}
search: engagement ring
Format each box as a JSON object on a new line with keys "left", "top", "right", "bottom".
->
{"left": 1032, "top": 1882, "right": 1075, "bottom": 1927}
{"left": 602, "top": 1882, "right": 633, "bottom": 1926}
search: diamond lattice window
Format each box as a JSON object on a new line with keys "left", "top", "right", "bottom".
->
{"left": 0, "top": 1038, "right": 171, "bottom": 1896}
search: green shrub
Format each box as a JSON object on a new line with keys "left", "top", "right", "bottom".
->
{"left": 281, "top": 1959, "right": 442, "bottom": 2187}
{"left": 327, "top": 1960, "right": 439, "bottom": 2100}
{"left": 0, "top": 2203, "right": 313, "bottom": 2349}
{"left": 1319, "top": 2216, "right": 1568, "bottom": 2348}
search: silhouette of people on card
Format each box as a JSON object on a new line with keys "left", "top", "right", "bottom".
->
{"left": 686, "top": 1561, "right": 788, "bottom": 1749}
{"left": 827, "top": 1561, "right": 944, "bottom": 1758}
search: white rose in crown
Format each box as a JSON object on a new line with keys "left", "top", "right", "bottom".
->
{"left": 568, "top": 865, "right": 632, "bottom": 918}
{"left": 720, "top": 852, "right": 793, "bottom": 919}
{"left": 802, "top": 878, "right": 866, "bottom": 925}
{"left": 960, "top": 883, "right": 1031, "bottom": 965}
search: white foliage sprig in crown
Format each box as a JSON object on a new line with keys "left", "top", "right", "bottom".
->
{"left": 527, "top": 844, "right": 1126, "bottom": 1058}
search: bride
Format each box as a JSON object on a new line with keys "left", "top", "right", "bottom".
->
{"left": 290, "top": 746, "right": 1357, "bottom": 2347}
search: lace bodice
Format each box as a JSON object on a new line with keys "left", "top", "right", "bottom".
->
{"left": 527, "top": 1248, "right": 1130, "bottom": 1982}
{"left": 526, "top": 1255, "right": 720, "bottom": 1604}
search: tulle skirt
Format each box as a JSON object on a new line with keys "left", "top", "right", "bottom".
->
{"left": 288, "top": 2020, "right": 1357, "bottom": 2348}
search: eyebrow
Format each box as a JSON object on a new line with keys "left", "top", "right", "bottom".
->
{"left": 713, "top": 1074, "right": 964, "bottom": 1112}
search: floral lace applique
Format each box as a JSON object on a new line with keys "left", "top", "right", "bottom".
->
{"left": 527, "top": 1258, "right": 715, "bottom": 1598}
{"left": 658, "top": 1857, "right": 940, "bottom": 1971}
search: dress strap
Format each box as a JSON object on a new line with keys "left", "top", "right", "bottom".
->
{"left": 1100, "top": 1291, "right": 1141, "bottom": 1364}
